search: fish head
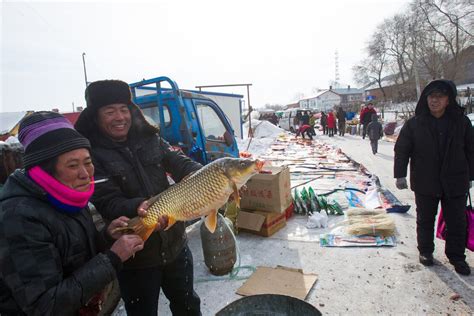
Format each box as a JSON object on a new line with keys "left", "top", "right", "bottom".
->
{"left": 221, "top": 157, "right": 264, "bottom": 187}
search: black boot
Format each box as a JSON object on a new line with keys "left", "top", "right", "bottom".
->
{"left": 419, "top": 253, "right": 434, "bottom": 266}
{"left": 449, "top": 260, "right": 471, "bottom": 275}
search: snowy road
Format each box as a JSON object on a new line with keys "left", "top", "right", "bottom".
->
{"left": 317, "top": 132, "right": 474, "bottom": 314}
{"left": 113, "top": 128, "right": 473, "bottom": 315}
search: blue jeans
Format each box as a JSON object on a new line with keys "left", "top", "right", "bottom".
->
{"left": 118, "top": 245, "right": 201, "bottom": 316}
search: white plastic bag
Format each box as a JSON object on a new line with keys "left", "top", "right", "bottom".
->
{"left": 364, "top": 187, "right": 382, "bottom": 209}
{"left": 306, "top": 212, "right": 328, "bottom": 229}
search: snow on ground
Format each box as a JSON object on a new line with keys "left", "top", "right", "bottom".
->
{"left": 236, "top": 137, "right": 275, "bottom": 157}
{"left": 384, "top": 101, "right": 416, "bottom": 113}
{"left": 237, "top": 119, "right": 288, "bottom": 157}
{"left": 243, "top": 119, "right": 284, "bottom": 139}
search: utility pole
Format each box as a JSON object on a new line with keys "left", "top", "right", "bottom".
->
{"left": 82, "top": 52, "right": 88, "bottom": 87}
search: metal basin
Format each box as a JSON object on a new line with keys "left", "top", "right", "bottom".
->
{"left": 216, "top": 294, "right": 321, "bottom": 316}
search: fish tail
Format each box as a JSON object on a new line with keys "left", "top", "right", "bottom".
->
{"left": 126, "top": 216, "right": 155, "bottom": 241}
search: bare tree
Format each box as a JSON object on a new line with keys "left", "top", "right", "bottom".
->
{"left": 311, "top": 87, "right": 323, "bottom": 95}
{"left": 264, "top": 104, "right": 284, "bottom": 110}
{"left": 353, "top": 31, "right": 390, "bottom": 101}
{"left": 380, "top": 14, "right": 412, "bottom": 84}
{"left": 413, "top": 0, "right": 474, "bottom": 79}
{"left": 292, "top": 92, "right": 305, "bottom": 101}
{"left": 353, "top": 0, "right": 473, "bottom": 103}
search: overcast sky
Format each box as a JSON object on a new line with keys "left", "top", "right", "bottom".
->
{"left": 1, "top": 0, "right": 411, "bottom": 113}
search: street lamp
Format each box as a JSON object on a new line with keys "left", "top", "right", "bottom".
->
{"left": 82, "top": 52, "right": 88, "bottom": 87}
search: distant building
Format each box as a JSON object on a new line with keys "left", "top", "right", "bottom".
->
{"left": 363, "top": 74, "right": 411, "bottom": 103}
{"left": 299, "top": 89, "right": 341, "bottom": 112}
{"left": 331, "top": 85, "right": 365, "bottom": 107}
{"left": 284, "top": 102, "right": 300, "bottom": 109}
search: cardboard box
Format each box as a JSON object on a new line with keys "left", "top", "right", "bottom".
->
{"left": 284, "top": 203, "right": 294, "bottom": 220}
{"left": 237, "top": 209, "right": 286, "bottom": 237}
{"left": 236, "top": 266, "right": 318, "bottom": 300}
{"left": 240, "top": 166, "right": 292, "bottom": 213}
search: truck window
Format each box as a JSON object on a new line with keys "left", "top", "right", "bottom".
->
{"left": 142, "top": 104, "right": 171, "bottom": 128}
{"left": 196, "top": 103, "right": 227, "bottom": 141}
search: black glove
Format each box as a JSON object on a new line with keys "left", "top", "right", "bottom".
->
{"left": 396, "top": 178, "right": 408, "bottom": 190}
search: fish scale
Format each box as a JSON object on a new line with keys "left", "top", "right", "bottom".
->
{"left": 140, "top": 158, "right": 259, "bottom": 230}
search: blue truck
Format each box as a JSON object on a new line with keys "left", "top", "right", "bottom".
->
{"left": 129, "top": 76, "right": 240, "bottom": 164}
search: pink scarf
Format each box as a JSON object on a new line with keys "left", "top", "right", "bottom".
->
{"left": 28, "top": 166, "right": 94, "bottom": 209}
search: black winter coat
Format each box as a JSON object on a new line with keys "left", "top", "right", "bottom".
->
{"left": 336, "top": 110, "right": 346, "bottom": 123}
{"left": 75, "top": 105, "right": 202, "bottom": 269}
{"left": 394, "top": 79, "right": 474, "bottom": 197}
{"left": 320, "top": 114, "right": 327, "bottom": 126}
{"left": 0, "top": 170, "right": 120, "bottom": 315}
{"left": 367, "top": 116, "right": 383, "bottom": 141}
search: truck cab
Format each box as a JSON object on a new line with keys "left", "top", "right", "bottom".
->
{"left": 130, "top": 76, "right": 239, "bottom": 165}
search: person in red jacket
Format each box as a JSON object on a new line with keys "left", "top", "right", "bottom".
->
{"left": 296, "top": 124, "right": 314, "bottom": 140}
{"left": 327, "top": 111, "right": 336, "bottom": 137}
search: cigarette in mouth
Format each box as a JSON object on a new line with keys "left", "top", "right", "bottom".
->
{"left": 91, "top": 178, "right": 109, "bottom": 184}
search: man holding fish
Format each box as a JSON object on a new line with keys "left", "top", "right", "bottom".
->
{"left": 75, "top": 80, "right": 204, "bottom": 316}
{"left": 77, "top": 80, "right": 262, "bottom": 315}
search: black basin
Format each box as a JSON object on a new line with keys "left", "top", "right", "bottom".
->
{"left": 216, "top": 294, "right": 322, "bottom": 316}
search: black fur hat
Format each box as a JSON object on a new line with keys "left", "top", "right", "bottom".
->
{"left": 76, "top": 79, "right": 159, "bottom": 140}
{"left": 85, "top": 80, "right": 132, "bottom": 112}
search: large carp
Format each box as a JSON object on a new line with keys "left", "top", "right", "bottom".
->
{"left": 122, "top": 157, "right": 263, "bottom": 241}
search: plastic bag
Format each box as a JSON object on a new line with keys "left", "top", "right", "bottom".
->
{"left": 306, "top": 211, "right": 328, "bottom": 228}
{"left": 364, "top": 187, "right": 382, "bottom": 209}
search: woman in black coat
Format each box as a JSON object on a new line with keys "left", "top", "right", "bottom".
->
{"left": 0, "top": 112, "right": 144, "bottom": 315}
